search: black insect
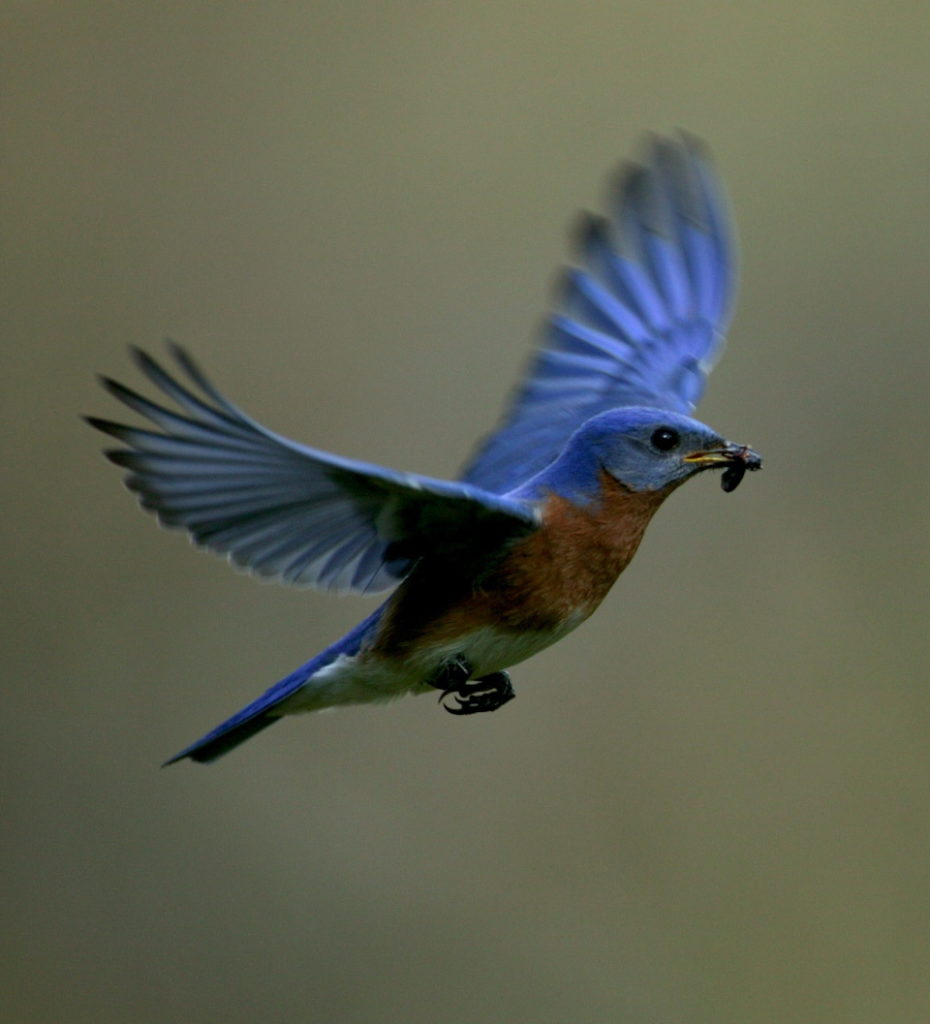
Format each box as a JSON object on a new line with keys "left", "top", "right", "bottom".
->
{"left": 721, "top": 445, "right": 763, "bottom": 492}
{"left": 721, "top": 462, "right": 746, "bottom": 492}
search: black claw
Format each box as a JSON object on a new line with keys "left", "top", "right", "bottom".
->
{"left": 425, "top": 656, "right": 515, "bottom": 716}
{"left": 440, "top": 671, "right": 515, "bottom": 716}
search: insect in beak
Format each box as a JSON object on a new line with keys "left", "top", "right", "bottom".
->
{"left": 683, "top": 443, "right": 763, "bottom": 492}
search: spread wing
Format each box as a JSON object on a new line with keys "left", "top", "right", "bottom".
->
{"left": 461, "top": 131, "right": 737, "bottom": 494}
{"left": 88, "top": 345, "right": 536, "bottom": 594}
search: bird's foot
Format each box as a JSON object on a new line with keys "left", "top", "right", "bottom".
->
{"left": 441, "top": 672, "right": 515, "bottom": 715}
{"left": 427, "top": 655, "right": 515, "bottom": 716}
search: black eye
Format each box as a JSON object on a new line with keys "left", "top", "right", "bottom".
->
{"left": 650, "top": 427, "right": 680, "bottom": 452}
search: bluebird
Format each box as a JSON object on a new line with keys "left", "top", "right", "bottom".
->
{"left": 87, "top": 132, "right": 761, "bottom": 765}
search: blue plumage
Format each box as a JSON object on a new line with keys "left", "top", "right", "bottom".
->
{"left": 88, "top": 131, "right": 760, "bottom": 764}
{"left": 92, "top": 345, "right": 535, "bottom": 594}
{"left": 162, "top": 608, "right": 386, "bottom": 764}
{"left": 462, "top": 132, "right": 735, "bottom": 494}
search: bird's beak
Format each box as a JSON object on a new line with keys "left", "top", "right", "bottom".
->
{"left": 683, "top": 442, "right": 763, "bottom": 492}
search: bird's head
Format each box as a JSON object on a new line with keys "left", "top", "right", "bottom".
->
{"left": 524, "top": 407, "right": 762, "bottom": 502}
{"left": 584, "top": 407, "right": 762, "bottom": 494}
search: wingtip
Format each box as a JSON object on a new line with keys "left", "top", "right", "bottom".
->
{"left": 102, "top": 447, "right": 136, "bottom": 468}
{"left": 98, "top": 374, "right": 134, "bottom": 402}
{"left": 609, "top": 156, "right": 645, "bottom": 199}
{"left": 163, "top": 340, "right": 223, "bottom": 401}
{"left": 128, "top": 343, "right": 153, "bottom": 371}
{"left": 86, "top": 418, "right": 136, "bottom": 458}
{"left": 127, "top": 339, "right": 195, "bottom": 378}
{"left": 163, "top": 337, "right": 188, "bottom": 361}
{"left": 569, "top": 210, "right": 610, "bottom": 257}
{"left": 84, "top": 414, "right": 121, "bottom": 437}
{"left": 163, "top": 337, "right": 193, "bottom": 374}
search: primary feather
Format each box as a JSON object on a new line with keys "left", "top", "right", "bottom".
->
{"left": 461, "top": 131, "right": 736, "bottom": 494}
{"left": 88, "top": 345, "right": 536, "bottom": 594}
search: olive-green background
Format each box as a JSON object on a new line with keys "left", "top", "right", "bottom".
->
{"left": 5, "top": 4, "right": 929, "bottom": 1022}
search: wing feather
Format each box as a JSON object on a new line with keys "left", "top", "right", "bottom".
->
{"left": 462, "top": 131, "right": 737, "bottom": 493}
{"left": 89, "top": 346, "right": 536, "bottom": 594}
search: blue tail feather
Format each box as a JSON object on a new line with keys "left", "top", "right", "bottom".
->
{"left": 163, "top": 607, "right": 384, "bottom": 765}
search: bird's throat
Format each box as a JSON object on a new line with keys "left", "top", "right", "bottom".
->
{"left": 371, "top": 473, "right": 674, "bottom": 659}
{"left": 490, "top": 471, "right": 674, "bottom": 628}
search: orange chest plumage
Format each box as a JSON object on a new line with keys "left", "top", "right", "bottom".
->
{"left": 373, "top": 474, "right": 675, "bottom": 658}
{"left": 482, "top": 475, "right": 674, "bottom": 631}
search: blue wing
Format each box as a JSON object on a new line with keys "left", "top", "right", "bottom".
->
{"left": 89, "top": 344, "right": 536, "bottom": 594}
{"left": 461, "top": 131, "right": 737, "bottom": 494}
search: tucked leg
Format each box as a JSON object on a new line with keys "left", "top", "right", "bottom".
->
{"left": 426, "top": 656, "right": 515, "bottom": 715}
{"left": 427, "top": 653, "right": 471, "bottom": 694}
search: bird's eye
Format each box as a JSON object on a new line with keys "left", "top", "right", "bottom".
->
{"left": 650, "top": 427, "right": 680, "bottom": 452}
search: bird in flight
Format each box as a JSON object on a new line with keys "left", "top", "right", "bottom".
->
{"left": 88, "top": 131, "right": 761, "bottom": 765}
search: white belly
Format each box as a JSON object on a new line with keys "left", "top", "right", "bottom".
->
{"left": 415, "top": 616, "right": 586, "bottom": 679}
{"left": 277, "top": 614, "right": 587, "bottom": 716}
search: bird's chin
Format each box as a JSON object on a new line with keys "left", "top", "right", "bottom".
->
{"left": 683, "top": 443, "right": 763, "bottom": 492}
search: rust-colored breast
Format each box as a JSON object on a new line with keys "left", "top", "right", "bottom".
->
{"left": 373, "top": 472, "right": 675, "bottom": 656}
{"left": 485, "top": 472, "right": 674, "bottom": 631}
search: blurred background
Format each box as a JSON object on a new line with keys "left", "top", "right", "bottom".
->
{"left": 5, "top": 3, "right": 930, "bottom": 1022}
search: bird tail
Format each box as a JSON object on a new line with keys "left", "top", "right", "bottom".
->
{"left": 163, "top": 607, "right": 384, "bottom": 765}
{"left": 163, "top": 710, "right": 280, "bottom": 766}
